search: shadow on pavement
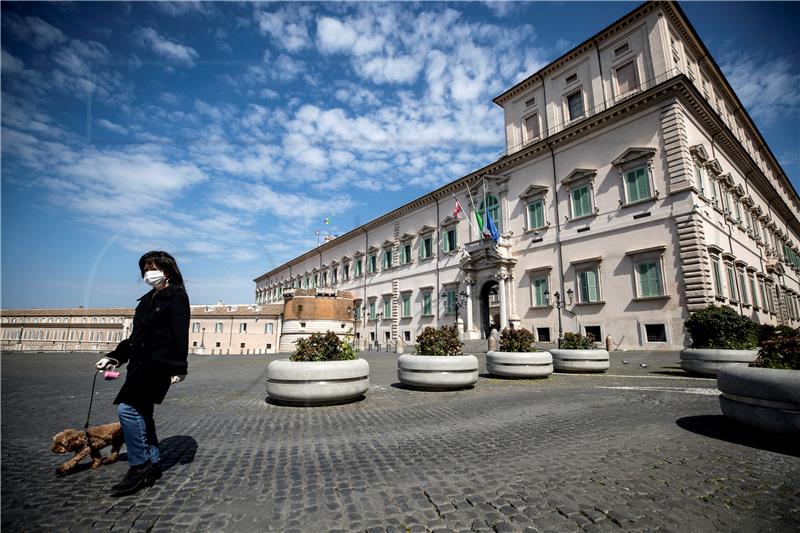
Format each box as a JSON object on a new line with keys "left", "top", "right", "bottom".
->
{"left": 676, "top": 415, "right": 799, "bottom": 457}
{"left": 159, "top": 436, "right": 198, "bottom": 471}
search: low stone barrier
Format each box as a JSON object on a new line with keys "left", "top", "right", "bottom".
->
{"left": 397, "top": 354, "right": 478, "bottom": 390}
{"left": 266, "top": 359, "right": 369, "bottom": 406}
{"left": 717, "top": 365, "right": 800, "bottom": 434}
{"left": 550, "top": 349, "right": 610, "bottom": 373}
{"left": 680, "top": 348, "right": 757, "bottom": 377}
{"left": 486, "top": 351, "right": 553, "bottom": 378}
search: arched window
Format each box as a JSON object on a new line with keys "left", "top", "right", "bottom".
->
{"left": 479, "top": 195, "right": 502, "bottom": 232}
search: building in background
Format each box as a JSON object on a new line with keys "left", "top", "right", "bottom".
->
{"left": 1, "top": 303, "right": 282, "bottom": 355}
{"left": 254, "top": 1, "right": 800, "bottom": 350}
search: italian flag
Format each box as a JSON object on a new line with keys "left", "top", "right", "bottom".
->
{"left": 452, "top": 199, "right": 463, "bottom": 220}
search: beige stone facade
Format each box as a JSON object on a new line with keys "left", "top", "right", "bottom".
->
{"left": 254, "top": 2, "right": 800, "bottom": 351}
{"left": 1, "top": 303, "right": 282, "bottom": 355}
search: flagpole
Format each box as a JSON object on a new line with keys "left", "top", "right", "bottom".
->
{"left": 451, "top": 192, "right": 476, "bottom": 235}
{"left": 466, "top": 183, "right": 480, "bottom": 241}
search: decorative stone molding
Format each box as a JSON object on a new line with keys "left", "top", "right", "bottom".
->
{"left": 659, "top": 102, "right": 693, "bottom": 194}
{"left": 674, "top": 213, "right": 714, "bottom": 311}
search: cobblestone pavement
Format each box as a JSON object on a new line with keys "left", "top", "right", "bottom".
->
{"left": 2, "top": 350, "right": 798, "bottom": 532}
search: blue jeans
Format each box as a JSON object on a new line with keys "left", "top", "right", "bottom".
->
{"left": 117, "top": 403, "right": 160, "bottom": 467}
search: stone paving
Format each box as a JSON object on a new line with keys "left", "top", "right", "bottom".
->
{"left": 2, "top": 350, "right": 798, "bottom": 532}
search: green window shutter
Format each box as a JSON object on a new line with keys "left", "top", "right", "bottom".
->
{"left": 533, "top": 277, "right": 548, "bottom": 306}
{"left": 442, "top": 232, "right": 449, "bottom": 253}
{"left": 712, "top": 260, "right": 723, "bottom": 296}
{"left": 528, "top": 200, "right": 544, "bottom": 228}
{"left": 579, "top": 270, "right": 598, "bottom": 302}
{"left": 638, "top": 262, "right": 661, "bottom": 297}
{"left": 422, "top": 293, "right": 431, "bottom": 315}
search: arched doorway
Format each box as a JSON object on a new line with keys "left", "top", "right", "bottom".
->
{"left": 480, "top": 281, "right": 500, "bottom": 338}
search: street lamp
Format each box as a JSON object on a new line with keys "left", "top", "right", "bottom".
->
{"left": 200, "top": 327, "right": 206, "bottom": 349}
{"left": 543, "top": 288, "right": 573, "bottom": 348}
{"left": 440, "top": 288, "right": 469, "bottom": 335}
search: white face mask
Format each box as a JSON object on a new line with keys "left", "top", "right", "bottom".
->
{"left": 143, "top": 270, "right": 167, "bottom": 287}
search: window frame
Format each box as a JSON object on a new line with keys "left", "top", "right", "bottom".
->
{"left": 401, "top": 292, "right": 412, "bottom": 318}
{"left": 419, "top": 234, "right": 434, "bottom": 260}
{"left": 530, "top": 274, "right": 550, "bottom": 307}
{"left": 421, "top": 291, "right": 433, "bottom": 317}
{"left": 400, "top": 242, "right": 412, "bottom": 265}
{"left": 576, "top": 267, "right": 602, "bottom": 304}
{"left": 522, "top": 112, "right": 540, "bottom": 144}
{"left": 442, "top": 227, "right": 458, "bottom": 253}
{"left": 614, "top": 60, "right": 639, "bottom": 96}
{"left": 566, "top": 89, "right": 584, "bottom": 121}
{"left": 527, "top": 198, "right": 546, "bottom": 230}
{"left": 383, "top": 297, "right": 392, "bottom": 319}
{"left": 478, "top": 194, "right": 502, "bottom": 233}
{"left": 571, "top": 183, "right": 593, "bottom": 218}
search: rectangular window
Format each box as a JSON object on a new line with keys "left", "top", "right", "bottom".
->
{"left": 532, "top": 276, "right": 549, "bottom": 306}
{"left": 192, "top": 322, "right": 200, "bottom": 333}
{"left": 694, "top": 163, "right": 705, "bottom": 196}
{"left": 343, "top": 263, "right": 350, "bottom": 279}
{"left": 402, "top": 294, "right": 412, "bottom": 318}
{"left": 215, "top": 322, "right": 223, "bottom": 333}
{"left": 726, "top": 264, "right": 738, "bottom": 301}
{"left": 578, "top": 269, "right": 600, "bottom": 303}
{"left": 239, "top": 323, "right": 247, "bottom": 333}
{"left": 321, "top": 272, "right": 327, "bottom": 286}
{"left": 537, "top": 327, "right": 551, "bottom": 342}
{"left": 442, "top": 228, "right": 457, "bottom": 253}
{"left": 524, "top": 113, "right": 539, "bottom": 142}
{"left": 445, "top": 289, "right": 457, "bottom": 314}
{"left": 404, "top": 331, "right": 411, "bottom": 342}
{"left": 614, "top": 42, "right": 630, "bottom": 57}
{"left": 572, "top": 184, "right": 592, "bottom": 217}
{"left": 383, "top": 298, "right": 392, "bottom": 319}
{"left": 368, "top": 301, "right": 376, "bottom": 320}
{"left": 527, "top": 199, "right": 545, "bottom": 229}
{"left": 625, "top": 166, "right": 651, "bottom": 203}
{"left": 616, "top": 61, "right": 638, "bottom": 94}
{"left": 748, "top": 274, "right": 759, "bottom": 308}
{"left": 567, "top": 91, "right": 584, "bottom": 120}
{"left": 759, "top": 279, "right": 768, "bottom": 311}
{"left": 419, "top": 236, "right": 433, "bottom": 259}
{"left": 400, "top": 243, "right": 412, "bottom": 265}
{"left": 637, "top": 261, "right": 663, "bottom": 297}
{"left": 355, "top": 259, "right": 363, "bottom": 277}
{"left": 368, "top": 254, "right": 377, "bottom": 273}
{"left": 645, "top": 324, "right": 667, "bottom": 343}
{"left": 383, "top": 249, "right": 393, "bottom": 269}
{"left": 712, "top": 257, "right": 724, "bottom": 297}
{"left": 331, "top": 269, "right": 337, "bottom": 284}
{"left": 584, "top": 326, "right": 601, "bottom": 343}
{"left": 422, "top": 292, "right": 432, "bottom": 316}
{"left": 738, "top": 270, "right": 749, "bottom": 305}
{"left": 266, "top": 323, "right": 273, "bottom": 334}
{"left": 733, "top": 200, "right": 742, "bottom": 223}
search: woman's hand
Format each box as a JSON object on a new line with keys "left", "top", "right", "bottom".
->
{"left": 170, "top": 375, "right": 186, "bottom": 384}
{"left": 95, "top": 357, "right": 117, "bottom": 370}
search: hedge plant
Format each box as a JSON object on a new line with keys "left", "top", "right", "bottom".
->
{"left": 559, "top": 332, "right": 596, "bottom": 350}
{"left": 752, "top": 327, "right": 800, "bottom": 370}
{"left": 498, "top": 327, "right": 536, "bottom": 352}
{"left": 415, "top": 325, "right": 463, "bottom": 356}
{"left": 291, "top": 331, "right": 358, "bottom": 362}
{"left": 684, "top": 305, "right": 758, "bottom": 349}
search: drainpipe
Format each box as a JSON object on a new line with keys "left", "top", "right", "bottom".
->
{"left": 435, "top": 197, "right": 440, "bottom": 328}
{"left": 547, "top": 142, "right": 567, "bottom": 340}
{"left": 592, "top": 38, "right": 608, "bottom": 108}
{"left": 363, "top": 227, "right": 369, "bottom": 346}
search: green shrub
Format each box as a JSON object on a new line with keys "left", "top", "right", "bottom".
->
{"left": 560, "top": 332, "right": 595, "bottom": 349}
{"left": 752, "top": 327, "right": 800, "bottom": 370}
{"left": 757, "top": 324, "right": 796, "bottom": 345}
{"left": 415, "top": 325, "right": 463, "bottom": 356}
{"left": 498, "top": 327, "right": 536, "bottom": 352}
{"left": 684, "top": 305, "right": 758, "bottom": 349}
{"left": 290, "top": 331, "right": 358, "bottom": 362}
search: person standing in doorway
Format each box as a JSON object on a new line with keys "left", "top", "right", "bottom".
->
{"left": 96, "top": 250, "right": 190, "bottom": 496}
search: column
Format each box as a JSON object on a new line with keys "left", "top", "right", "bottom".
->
{"left": 465, "top": 279, "right": 474, "bottom": 333}
{"left": 498, "top": 274, "right": 508, "bottom": 330}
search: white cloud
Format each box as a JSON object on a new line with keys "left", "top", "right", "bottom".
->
{"left": 2, "top": 13, "right": 66, "bottom": 50}
{"left": 256, "top": 5, "right": 312, "bottom": 52}
{"left": 96, "top": 119, "right": 128, "bottom": 134}
{"left": 133, "top": 27, "right": 199, "bottom": 66}
{"left": 722, "top": 54, "right": 800, "bottom": 123}
{"left": 153, "top": 1, "right": 217, "bottom": 18}
{"left": 1, "top": 49, "right": 25, "bottom": 73}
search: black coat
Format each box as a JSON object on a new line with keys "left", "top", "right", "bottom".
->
{"left": 107, "top": 284, "right": 190, "bottom": 407}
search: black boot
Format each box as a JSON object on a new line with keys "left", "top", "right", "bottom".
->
{"left": 111, "top": 461, "right": 155, "bottom": 496}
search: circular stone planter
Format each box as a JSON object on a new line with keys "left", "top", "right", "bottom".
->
{"left": 486, "top": 351, "right": 553, "bottom": 378}
{"left": 550, "top": 349, "right": 610, "bottom": 373}
{"left": 680, "top": 348, "right": 758, "bottom": 377}
{"left": 397, "top": 354, "right": 478, "bottom": 390}
{"left": 266, "top": 359, "right": 369, "bottom": 406}
{"left": 717, "top": 365, "right": 800, "bottom": 434}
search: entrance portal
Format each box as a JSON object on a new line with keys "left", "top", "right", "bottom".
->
{"left": 480, "top": 281, "right": 501, "bottom": 338}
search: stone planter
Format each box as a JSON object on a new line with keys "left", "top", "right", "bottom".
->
{"left": 266, "top": 359, "right": 369, "bottom": 406}
{"left": 680, "top": 348, "right": 758, "bottom": 377}
{"left": 397, "top": 354, "right": 479, "bottom": 390}
{"left": 486, "top": 351, "right": 553, "bottom": 378}
{"left": 551, "top": 349, "right": 610, "bottom": 373}
{"left": 717, "top": 365, "right": 800, "bottom": 434}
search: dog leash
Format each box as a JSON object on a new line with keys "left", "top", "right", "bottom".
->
{"left": 84, "top": 358, "right": 120, "bottom": 444}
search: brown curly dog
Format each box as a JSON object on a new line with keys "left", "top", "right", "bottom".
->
{"left": 52, "top": 422, "right": 124, "bottom": 475}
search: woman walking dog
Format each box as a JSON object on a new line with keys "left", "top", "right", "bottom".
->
{"left": 96, "top": 251, "right": 190, "bottom": 496}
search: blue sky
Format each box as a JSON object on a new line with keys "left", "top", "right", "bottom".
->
{"left": 2, "top": 1, "right": 799, "bottom": 309}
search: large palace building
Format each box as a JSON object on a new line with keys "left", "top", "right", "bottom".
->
{"left": 254, "top": 2, "right": 800, "bottom": 351}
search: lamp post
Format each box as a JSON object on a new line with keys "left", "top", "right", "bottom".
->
{"left": 200, "top": 327, "right": 206, "bottom": 349}
{"left": 374, "top": 312, "right": 383, "bottom": 349}
{"left": 346, "top": 306, "right": 357, "bottom": 346}
{"left": 441, "top": 288, "right": 469, "bottom": 337}
{"left": 543, "top": 288, "right": 573, "bottom": 348}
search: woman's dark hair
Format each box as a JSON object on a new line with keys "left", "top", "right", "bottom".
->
{"left": 138, "top": 251, "right": 185, "bottom": 288}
